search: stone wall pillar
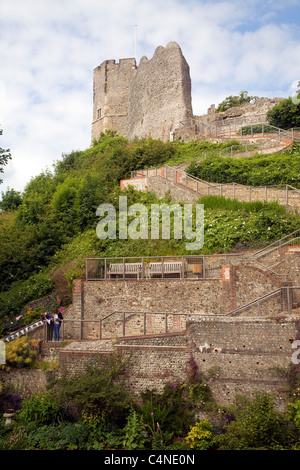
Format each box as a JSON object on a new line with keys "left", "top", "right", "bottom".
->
{"left": 72, "top": 279, "right": 84, "bottom": 340}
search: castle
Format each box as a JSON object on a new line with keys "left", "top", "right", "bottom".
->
{"left": 91, "top": 41, "right": 281, "bottom": 143}
{"left": 91, "top": 42, "right": 193, "bottom": 143}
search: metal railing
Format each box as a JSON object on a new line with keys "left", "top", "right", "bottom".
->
{"left": 4, "top": 319, "right": 45, "bottom": 343}
{"left": 249, "top": 229, "right": 300, "bottom": 264}
{"left": 225, "top": 285, "right": 300, "bottom": 317}
{"left": 86, "top": 253, "right": 245, "bottom": 281}
{"left": 42, "top": 312, "right": 192, "bottom": 342}
{"left": 46, "top": 285, "right": 300, "bottom": 341}
{"left": 131, "top": 164, "right": 300, "bottom": 208}
{"left": 184, "top": 117, "right": 297, "bottom": 144}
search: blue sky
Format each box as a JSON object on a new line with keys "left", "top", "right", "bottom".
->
{"left": 0, "top": 0, "right": 299, "bottom": 192}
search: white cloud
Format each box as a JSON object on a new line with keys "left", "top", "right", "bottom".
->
{"left": 0, "top": 0, "right": 299, "bottom": 193}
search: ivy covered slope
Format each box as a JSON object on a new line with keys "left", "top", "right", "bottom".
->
{"left": 0, "top": 132, "right": 299, "bottom": 326}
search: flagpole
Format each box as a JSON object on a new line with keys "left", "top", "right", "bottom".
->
{"left": 135, "top": 25, "right": 137, "bottom": 62}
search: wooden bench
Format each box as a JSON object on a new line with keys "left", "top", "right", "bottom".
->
{"left": 108, "top": 263, "right": 143, "bottom": 278}
{"left": 149, "top": 261, "right": 183, "bottom": 278}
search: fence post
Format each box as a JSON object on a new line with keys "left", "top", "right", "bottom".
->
{"left": 286, "top": 287, "right": 291, "bottom": 314}
{"left": 123, "top": 312, "right": 126, "bottom": 337}
{"left": 286, "top": 185, "right": 289, "bottom": 205}
{"left": 99, "top": 319, "right": 102, "bottom": 339}
{"left": 165, "top": 313, "right": 168, "bottom": 334}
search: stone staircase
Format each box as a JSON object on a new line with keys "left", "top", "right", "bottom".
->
{"left": 125, "top": 124, "right": 299, "bottom": 209}
{"left": 125, "top": 163, "right": 300, "bottom": 211}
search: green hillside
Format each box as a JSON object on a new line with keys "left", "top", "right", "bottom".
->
{"left": 0, "top": 132, "right": 299, "bottom": 333}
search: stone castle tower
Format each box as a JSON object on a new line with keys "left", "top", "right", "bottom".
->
{"left": 91, "top": 42, "right": 193, "bottom": 143}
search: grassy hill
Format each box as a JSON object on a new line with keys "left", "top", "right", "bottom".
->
{"left": 0, "top": 132, "right": 299, "bottom": 333}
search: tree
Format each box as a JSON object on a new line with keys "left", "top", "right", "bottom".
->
{"left": 0, "top": 127, "right": 11, "bottom": 184}
{"left": 267, "top": 83, "right": 300, "bottom": 129}
{"left": 216, "top": 91, "right": 259, "bottom": 113}
{"left": 0, "top": 188, "right": 22, "bottom": 211}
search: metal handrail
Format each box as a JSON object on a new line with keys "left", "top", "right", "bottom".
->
{"left": 251, "top": 230, "right": 300, "bottom": 258}
{"left": 3, "top": 319, "right": 45, "bottom": 343}
{"left": 225, "top": 285, "right": 300, "bottom": 317}
{"left": 131, "top": 163, "right": 300, "bottom": 207}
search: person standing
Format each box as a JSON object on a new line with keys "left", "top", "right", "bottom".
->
{"left": 45, "top": 311, "right": 54, "bottom": 341}
{"left": 54, "top": 308, "right": 64, "bottom": 342}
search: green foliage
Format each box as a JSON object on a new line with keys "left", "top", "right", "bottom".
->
{"left": 25, "top": 422, "right": 91, "bottom": 450}
{"left": 139, "top": 384, "right": 197, "bottom": 437}
{"left": 123, "top": 408, "right": 147, "bottom": 450}
{"left": 288, "top": 400, "right": 300, "bottom": 430}
{"left": 187, "top": 150, "right": 300, "bottom": 188}
{"left": 0, "top": 426, "right": 28, "bottom": 450}
{"left": 217, "top": 393, "right": 295, "bottom": 450}
{"left": 216, "top": 91, "right": 258, "bottom": 113}
{"left": 54, "top": 353, "right": 133, "bottom": 424}
{"left": 18, "top": 390, "right": 60, "bottom": 425}
{"left": 1, "top": 131, "right": 300, "bottom": 326}
{"left": 81, "top": 408, "right": 107, "bottom": 443}
{"left": 185, "top": 419, "right": 216, "bottom": 450}
{"left": 267, "top": 88, "right": 300, "bottom": 129}
{"left": 0, "top": 270, "right": 52, "bottom": 321}
{"left": 238, "top": 124, "right": 276, "bottom": 135}
{"left": 198, "top": 195, "right": 299, "bottom": 253}
{"left": 0, "top": 188, "right": 22, "bottom": 211}
{"left": 1, "top": 336, "right": 38, "bottom": 370}
{"left": 21, "top": 306, "right": 45, "bottom": 326}
{"left": 0, "top": 127, "right": 11, "bottom": 184}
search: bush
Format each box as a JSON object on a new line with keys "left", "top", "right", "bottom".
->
{"left": 238, "top": 124, "right": 275, "bottom": 135}
{"left": 21, "top": 306, "right": 45, "bottom": 325}
{"left": 217, "top": 393, "right": 295, "bottom": 450}
{"left": 267, "top": 94, "right": 300, "bottom": 129}
{"left": 139, "top": 384, "right": 196, "bottom": 437}
{"left": 123, "top": 408, "right": 147, "bottom": 450}
{"left": 54, "top": 353, "right": 133, "bottom": 424}
{"left": 216, "top": 91, "right": 258, "bottom": 112}
{"left": 1, "top": 336, "right": 38, "bottom": 370}
{"left": 185, "top": 419, "right": 216, "bottom": 450}
{"left": 187, "top": 151, "right": 300, "bottom": 188}
{"left": 18, "top": 390, "right": 60, "bottom": 425}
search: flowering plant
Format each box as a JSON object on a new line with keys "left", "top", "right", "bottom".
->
{"left": 142, "top": 412, "right": 164, "bottom": 450}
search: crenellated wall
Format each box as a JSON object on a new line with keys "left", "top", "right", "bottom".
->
{"left": 91, "top": 42, "right": 193, "bottom": 143}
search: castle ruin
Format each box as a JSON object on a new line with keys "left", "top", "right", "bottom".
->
{"left": 91, "top": 42, "right": 193, "bottom": 143}
{"left": 92, "top": 42, "right": 282, "bottom": 143}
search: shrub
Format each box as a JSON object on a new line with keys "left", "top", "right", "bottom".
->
{"left": 267, "top": 95, "right": 300, "bottom": 129}
{"left": 54, "top": 353, "right": 133, "bottom": 424}
{"left": 139, "top": 385, "right": 196, "bottom": 437}
{"left": 217, "top": 393, "right": 295, "bottom": 450}
{"left": 18, "top": 390, "right": 60, "bottom": 425}
{"left": 123, "top": 408, "right": 147, "bottom": 450}
{"left": 185, "top": 419, "right": 216, "bottom": 450}
{"left": 1, "top": 336, "right": 38, "bottom": 370}
{"left": 21, "top": 306, "right": 45, "bottom": 325}
{"left": 216, "top": 91, "right": 258, "bottom": 112}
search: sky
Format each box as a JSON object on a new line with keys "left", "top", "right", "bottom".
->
{"left": 0, "top": 0, "right": 300, "bottom": 193}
